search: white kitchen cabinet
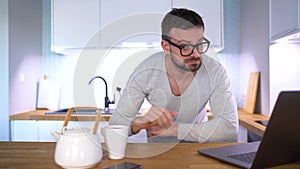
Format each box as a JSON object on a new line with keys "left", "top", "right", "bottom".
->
{"left": 37, "top": 120, "right": 63, "bottom": 142}
{"left": 10, "top": 120, "right": 108, "bottom": 142}
{"left": 51, "top": 0, "right": 100, "bottom": 48}
{"left": 270, "top": 0, "right": 300, "bottom": 42}
{"left": 51, "top": 0, "right": 170, "bottom": 49}
{"left": 10, "top": 120, "right": 147, "bottom": 143}
{"left": 37, "top": 120, "right": 109, "bottom": 142}
{"left": 172, "top": 0, "right": 224, "bottom": 51}
{"left": 51, "top": 0, "right": 224, "bottom": 50}
{"left": 100, "top": 0, "right": 171, "bottom": 47}
{"left": 10, "top": 120, "right": 38, "bottom": 141}
{"left": 237, "top": 126, "right": 248, "bottom": 143}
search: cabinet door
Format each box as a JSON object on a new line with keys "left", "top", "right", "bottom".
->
{"left": 51, "top": 0, "right": 100, "bottom": 48}
{"left": 172, "top": 0, "right": 224, "bottom": 51}
{"left": 37, "top": 120, "right": 109, "bottom": 142}
{"left": 10, "top": 120, "right": 38, "bottom": 141}
{"left": 270, "top": 0, "right": 299, "bottom": 41}
{"left": 100, "top": 0, "right": 171, "bottom": 47}
{"left": 37, "top": 121, "right": 64, "bottom": 142}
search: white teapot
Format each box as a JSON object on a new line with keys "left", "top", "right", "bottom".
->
{"left": 52, "top": 107, "right": 103, "bottom": 169}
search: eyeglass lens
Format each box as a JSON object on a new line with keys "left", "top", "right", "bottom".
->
{"left": 180, "top": 42, "right": 209, "bottom": 56}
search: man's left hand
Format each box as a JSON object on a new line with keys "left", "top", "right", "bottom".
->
{"left": 147, "top": 124, "right": 178, "bottom": 137}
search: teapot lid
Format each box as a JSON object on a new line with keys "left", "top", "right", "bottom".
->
{"left": 63, "top": 128, "right": 89, "bottom": 136}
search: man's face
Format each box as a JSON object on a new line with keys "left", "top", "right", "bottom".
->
{"left": 163, "top": 27, "right": 205, "bottom": 72}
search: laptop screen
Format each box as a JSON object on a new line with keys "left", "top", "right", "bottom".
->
{"left": 198, "top": 91, "right": 300, "bottom": 169}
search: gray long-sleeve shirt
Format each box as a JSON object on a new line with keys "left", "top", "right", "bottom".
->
{"left": 109, "top": 52, "right": 238, "bottom": 142}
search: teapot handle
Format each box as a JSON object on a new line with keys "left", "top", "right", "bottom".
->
{"left": 61, "top": 107, "right": 102, "bottom": 134}
{"left": 92, "top": 109, "right": 102, "bottom": 134}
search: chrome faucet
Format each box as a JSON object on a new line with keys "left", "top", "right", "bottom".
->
{"left": 88, "top": 76, "right": 115, "bottom": 112}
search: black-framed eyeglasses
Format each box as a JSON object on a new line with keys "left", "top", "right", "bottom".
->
{"left": 164, "top": 37, "right": 210, "bottom": 56}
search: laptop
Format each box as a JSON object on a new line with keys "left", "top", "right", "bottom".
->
{"left": 198, "top": 91, "right": 300, "bottom": 169}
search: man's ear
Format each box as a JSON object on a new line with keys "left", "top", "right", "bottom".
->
{"left": 161, "top": 40, "right": 170, "bottom": 54}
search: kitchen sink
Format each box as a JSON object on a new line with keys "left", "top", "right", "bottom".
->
{"left": 45, "top": 108, "right": 115, "bottom": 115}
{"left": 255, "top": 120, "right": 269, "bottom": 126}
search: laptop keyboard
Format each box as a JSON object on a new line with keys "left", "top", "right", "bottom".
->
{"left": 228, "top": 151, "right": 257, "bottom": 163}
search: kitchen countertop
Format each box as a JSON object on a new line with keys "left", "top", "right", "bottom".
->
{"left": 237, "top": 108, "right": 269, "bottom": 137}
{"left": 9, "top": 109, "right": 112, "bottom": 121}
{"left": 10, "top": 108, "right": 269, "bottom": 137}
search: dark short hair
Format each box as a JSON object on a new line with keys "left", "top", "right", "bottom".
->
{"left": 161, "top": 8, "right": 205, "bottom": 40}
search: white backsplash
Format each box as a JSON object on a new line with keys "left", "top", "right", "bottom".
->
{"left": 269, "top": 43, "right": 300, "bottom": 113}
{"left": 47, "top": 47, "right": 160, "bottom": 109}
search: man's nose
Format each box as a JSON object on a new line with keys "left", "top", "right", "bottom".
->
{"left": 190, "top": 48, "right": 202, "bottom": 57}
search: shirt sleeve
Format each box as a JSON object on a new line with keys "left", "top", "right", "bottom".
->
{"left": 177, "top": 65, "right": 239, "bottom": 142}
{"left": 108, "top": 66, "right": 148, "bottom": 136}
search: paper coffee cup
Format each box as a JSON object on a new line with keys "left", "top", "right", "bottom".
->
{"left": 103, "top": 125, "right": 129, "bottom": 159}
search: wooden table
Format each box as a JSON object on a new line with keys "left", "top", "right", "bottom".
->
{"left": 0, "top": 142, "right": 299, "bottom": 169}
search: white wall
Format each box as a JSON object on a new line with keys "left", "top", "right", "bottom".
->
{"left": 269, "top": 43, "right": 300, "bottom": 111}
{"left": 240, "top": 0, "right": 270, "bottom": 115}
{"left": 0, "top": 0, "right": 10, "bottom": 141}
{"left": 9, "top": 0, "right": 43, "bottom": 115}
{"left": 0, "top": 0, "right": 43, "bottom": 140}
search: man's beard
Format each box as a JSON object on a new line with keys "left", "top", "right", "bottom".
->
{"left": 170, "top": 52, "right": 202, "bottom": 72}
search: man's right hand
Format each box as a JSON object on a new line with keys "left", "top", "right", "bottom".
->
{"left": 131, "top": 106, "right": 177, "bottom": 134}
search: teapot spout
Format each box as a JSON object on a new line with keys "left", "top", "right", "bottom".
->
{"left": 51, "top": 131, "right": 61, "bottom": 141}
